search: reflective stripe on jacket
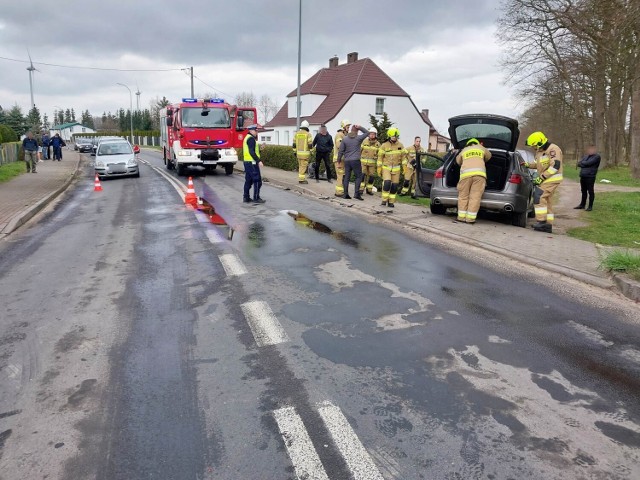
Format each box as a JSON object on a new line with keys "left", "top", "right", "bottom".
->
{"left": 377, "top": 140, "right": 408, "bottom": 169}
{"left": 531, "top": 143, "right": 563, "bottom": 184}
{"left": 361, "top": 139, "right": 380, "bottom": 164}
{"left": 295, "top": 129, "right": 313, "bottom": 158}
{"left": 456, "top": 145, "right": 491, "bottom": 179}
{"left": 333, "top": 131, "right": 345, "bottom": 161}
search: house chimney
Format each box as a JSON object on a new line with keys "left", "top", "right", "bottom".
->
{"left": 347, "top": 52, "right": 358, "bottom": 64}
{"left": 422, "top": 109, "right": 430, "bottom": 119}
{"left": 329, "top": 56, "right": 339, "bottom": 68}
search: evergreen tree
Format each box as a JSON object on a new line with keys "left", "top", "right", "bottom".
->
{"left": 26, "top": 106, "right": 42, "bottom": 132}
{"left": 64, "top": 108, "right": 72, "bottom": 123}
{"left": 71, "top": 108, "right": 76, "bottom": 122}
{"left": 81, "top": 110, "right": 95, "bottom": 129}
{"left": 56, "top": 110, "right": 64, "bottom": 125}
{"left": 43, "top": 113, "right": 50, "bottom": 130}
{"left": 0, "top": 105, "right": 5, "bottom": 125}
{"left": 369, "top": 112, "right": 394, "bottom": 143}
{"left": 6, "top": 104, "right": 26, "bottom": 136}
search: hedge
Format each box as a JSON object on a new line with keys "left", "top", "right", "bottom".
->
{"left": 0, "top": 125, "right": 19, "bottom": 143}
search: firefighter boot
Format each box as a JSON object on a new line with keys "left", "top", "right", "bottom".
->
{"left": 533, "top": 221, "right": 552, "bottom": 233}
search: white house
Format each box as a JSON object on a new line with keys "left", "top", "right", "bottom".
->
{"left": 264, "top": 52, "right": 449, "bottom": 151}
{"left": 50, "top": 122, "right": 95, "bottom": 141}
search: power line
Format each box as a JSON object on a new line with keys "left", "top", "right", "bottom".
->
{"left": 0, "top": 55, "right": 184, "bottom": 72}
{"left": 191, "top": 73, "right": 235, "bottom": 101}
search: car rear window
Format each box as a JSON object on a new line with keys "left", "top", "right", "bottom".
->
{"left": 455, "top": 124, "right": 512, "bottom": 145}
{"left": 98, "top": 143, "right": 132, "bottom": 155}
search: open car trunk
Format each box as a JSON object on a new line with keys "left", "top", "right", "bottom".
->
{"left": 445, "top": 150, "right": 511, "bottom": 191}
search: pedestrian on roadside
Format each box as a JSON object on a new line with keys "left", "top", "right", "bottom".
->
{"left": 333, "top": 120, "right": 349, "bottom": 196}
{"left": 312, "top": 124, "right": 334, "bottom": 183}
{"left": 22, "top": 131, "right": 40, "bottom": 173}
{"left": 525, "top": 131, "right": 564, "bottom": 233}
{"left": 293, "top": 120, "right": 313, "bottom": 184}
{"left": 377, "top": 127, "right": 408, "bottom": 208}
{"left": 50, "top": 133, "right": 66, "bottom": 161}
{"left": 41, "top": 132, "right": 50, "bottom": 160}
{"left": 337, "top": 124, "right": 369, "bottom": 200}
{"left": 455, "top": 138, "right": 492, "bottom": 224}
{"left": 359, "top": 127, "right": 380, "bottom": 196}
{"left": 401, "top": 136, "right": 426, "bottom": 198}
{"left": 242, "top": 124, "right": 266, "bottom": 204}
{"left": 575, "top": 145, "right": 600, "bottom": 212}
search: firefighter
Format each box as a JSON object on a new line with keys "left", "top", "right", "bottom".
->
{"left": 359, "top": 127, "right": 380, "bottom": 195}
{"left": 294, "top": 120, "right": 313, "bottom": 184}
{"left": 333, "top": 120, "right": 350, "bottom": 196}
{"left": 242, "top": 124, "right": 265, "bottom": 203}
{"left": 377, "top": 127, "right": 408, "bottom": 208}
{"left": 524, "top": 131, "right": 563, "bottom": 233}
{"left": 455, "top": 138, "right": 491, "bottom": 223}
{"left": 401, "top": 136, "right": 426, "bottom": 197}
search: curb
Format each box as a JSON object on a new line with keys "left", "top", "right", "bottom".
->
{"left": 612, "top": 273, "right": 640, "bottom": 302}
{"left": 0, "top": 156, "right": 83, "bottom": 236}
{"left": 259, "top": 172, "right": 619, "bottom": 292}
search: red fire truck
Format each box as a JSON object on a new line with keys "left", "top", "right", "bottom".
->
{"left": 160, "top": 98, "right": 257, "bottom": 176}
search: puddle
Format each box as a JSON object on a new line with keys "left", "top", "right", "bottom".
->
{"left": 285, "top": 210, "right": 360, "bottom": 248}
{"left": 196, "top": 197, "right": 235, "bottom": 240}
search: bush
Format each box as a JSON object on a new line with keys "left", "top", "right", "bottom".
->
{"left": 258, "top": 145, "right": 300, "bottom": 172}
{"left": 0, "top": 124, "right": 18, "bottom": 143}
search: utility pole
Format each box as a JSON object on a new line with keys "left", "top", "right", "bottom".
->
{"left": 190, "top": 66, "right": 194, "bottom": 98}
{"left": 296, "top": 0, "right": 302, "bottom": 130}
{"left": 117, "top": 83, "right": 134, "bottom": 145}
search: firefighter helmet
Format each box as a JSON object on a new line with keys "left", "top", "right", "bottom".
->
{"left": 340, "top": 119, "right": 351, "bottom": 129}
{"left": 387, "top": 127, "right": 400, "bottom": 138}
{"left": 526, "top": 131, "right": 548, "bottom": 148}
{"left": 466, "top": 138, "right": 480, "bottom": 146}
{"left": 300, "top": 120, "right": 310, "bottom": 129}
{"left": 368, "top": 127, "right": 377, "bottom": 134}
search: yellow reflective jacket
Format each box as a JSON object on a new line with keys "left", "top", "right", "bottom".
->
{"left": 294, "top": 129, "right": 313, "bottom": 158}
{"left": 531, "top": 143, "right": 564, "bottom": 184}
{"left": 333, "top": 131, "right": 345, "bottom": 162}
{"left": 360, "top": 138, "right": 380, "bottom": 164}
{"left": 377, "top": 140, "right": 408, "bottom": 171}
{"left": 456, "top": 145, "right": 492, "bottom": 180}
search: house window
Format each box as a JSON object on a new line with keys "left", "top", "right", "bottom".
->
{"left": 261, "top": 136, "right": 271, "bottom": 142}
{"left": 82, "top": 128, "right": 86, "bottom": 132}
{"left": 375, "top": 98, "right": 385, "bottom": 115}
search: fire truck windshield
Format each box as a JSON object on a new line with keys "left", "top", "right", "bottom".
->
{"left": 181, "top": 107, "right": 230, "bottom": 128}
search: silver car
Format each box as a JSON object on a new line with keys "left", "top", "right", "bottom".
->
{"left": 429, "top": 114, "right": 534, "bottom": 227}
{"left": 94, "top": 140, "right": 139, "bottom": 179}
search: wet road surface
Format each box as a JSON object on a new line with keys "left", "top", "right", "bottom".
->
{"left": 0, "top": 152, "right": 638, "bottom": 479}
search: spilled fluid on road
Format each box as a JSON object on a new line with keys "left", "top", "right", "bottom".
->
{"left": 196, "top": 197, "right": 235, "bottom": 240}
{"left": 285, "top": 210, "right": 360, "bottom": 248}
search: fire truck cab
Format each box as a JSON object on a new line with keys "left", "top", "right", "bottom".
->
{"left": 160, "top": 98, "right": 257, "bottom": 176}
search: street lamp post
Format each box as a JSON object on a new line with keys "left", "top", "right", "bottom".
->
{"left": 296, "top": 0, "right": 302, "bottom": 130}
{"left": 116, "top": 83, "right": 134, "bottom": 145}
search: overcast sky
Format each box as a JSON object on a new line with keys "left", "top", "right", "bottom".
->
{"left": 0, "top": 0, "right": 520, "bottom": 134}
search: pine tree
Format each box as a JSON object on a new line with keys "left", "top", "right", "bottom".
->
{"left": 27, "top": 106, "right": 42, "bottom": 132}
{"left": 369, "top": 112, "right": 394, "bottom": 143}
{"left": 43, "top": 113, "right": 50, "bottom": 130}
{"left": 64, "top": 109, "right": 72, "bottom": 123}
{"left": 6, "top": 104, "right": 26, "bottom": 136}
{"left": 0, "top": 105, "right": 5, "bottom": 125}
{"left": 71, "top": 108, "right": 76, "bottom": 122}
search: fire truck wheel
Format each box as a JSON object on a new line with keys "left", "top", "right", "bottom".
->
{"left": 224, "top": 164, "right": 234, "bottom": 176}
{"left": 177, "top": 163, "right": 186, "bottom": 176}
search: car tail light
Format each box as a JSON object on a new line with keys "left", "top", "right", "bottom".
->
{"left": 435, "top": 168, "right": 444, "bottom": 179}
{"left": 508, "top": 173, "right": 522, "bottom": 184}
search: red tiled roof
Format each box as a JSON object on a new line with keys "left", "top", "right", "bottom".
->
{"left": 266, "top": 57, "right": 414, "bottom": 128}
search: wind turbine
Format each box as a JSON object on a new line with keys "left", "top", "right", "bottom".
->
{"left": 135, "top": 82, "right": 142, "bottom": 111}
{"left": 26, "top": 50, "right": 39, "bottom": 108}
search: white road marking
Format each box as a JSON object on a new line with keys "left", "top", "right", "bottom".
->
{"left": 317, "top": 401, "right": 384, "bottom": 480}
{"left": 205, "top": 229, "right": 223, "bottom": 244}
{"left": 194, "top": 210, "right": 210, "bottom": 223}
{"left": 218, "top": 254, "right": 247, "bottom": 277}
{"left": 240, "top": 301, "right": 289, "bottom": 347}
{"left": 273, "top": 407, "right": 330, "bottom": 480}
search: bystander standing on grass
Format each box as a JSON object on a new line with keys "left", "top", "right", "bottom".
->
{"left": 574, "top": 145, "right": 600, "bottom": 211}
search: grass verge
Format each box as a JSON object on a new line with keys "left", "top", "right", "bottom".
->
{"left": 567, "top": 192, "right": 640, "bottom": 248}
{"left": 563, "top": 165, "right": 640, "bottom": 187}
{"left": 0, "top": 161, "right": 26, "bottom": 183}
{"left": 600, "top": 251, "right": 640, "bottom": 281}
{"left": 395, "top": 195, "right": 430, "bottom": 207}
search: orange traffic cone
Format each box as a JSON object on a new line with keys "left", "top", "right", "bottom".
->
{"left": 94, "top": 174, "right": 103, "bottom": 192}
{"left": 184, "top": 177, "right": 198, "bottom": 208}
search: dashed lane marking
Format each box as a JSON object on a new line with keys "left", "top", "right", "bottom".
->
{"left": 240, "top": 301, "right": 290, "bottom": 347}
{"left": 205, "top": 229, "right": 223, "bottom": 244}
{"left": 218, "top": 254, "right": 247, "bottom": 277}
{"left": 273, "top": 406, "right": 330, "bottom": 480}
{"left": 317, "top": 401, "right": 384, "bottom": 480}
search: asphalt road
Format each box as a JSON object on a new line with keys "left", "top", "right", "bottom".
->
{"left": 0, "top": 152, "right": 638, "bottom": 480}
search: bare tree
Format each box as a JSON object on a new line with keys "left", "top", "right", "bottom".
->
{"left": 257, "top": 94, "right": 279, "bottom": 125}
{"left": 235, "top": 91, "right": 257, "bottom": 108}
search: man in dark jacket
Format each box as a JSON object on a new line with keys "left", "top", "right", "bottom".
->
{"left": 312, "top": 124, "right": 334, "bottom": 183}
{"left": 50, "top": 133, "right": 66, "bottom": 161}
{"left": 41, "top": 132, "right": 50, "bottom": 159}
{"left": 574, "top": 145, "right": 601, "bottom": 211}
{"left": 22, "top": 131, "right": 40, "bottom": 173}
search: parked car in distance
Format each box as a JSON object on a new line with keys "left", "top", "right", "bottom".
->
{"left": 94, "top": 139, "right": 139, "bottom": 179}
{"left": 76, "top": 138, "right": 94, "bottom": 153}
{"left": 429, "top": 114, "right": 534, "bottom": 227}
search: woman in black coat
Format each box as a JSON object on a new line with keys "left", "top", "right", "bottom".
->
{"left": 575, "top": 145, "right": 601, "bottom": 211}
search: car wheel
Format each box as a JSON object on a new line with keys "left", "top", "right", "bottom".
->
{"left": 134, "top": 172, "right": 140, "bottom": 178}
{"left": 176, "top": 163, "right": 186, "bottom": 176}
{"left": 224, "top": 164, "right": 234, "bottom": 176}
{"left": 512, "top": 210, "right": 527, "bottom": 228}
{"left": 430, "top": 203, "right": 446, "bottom": 215}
